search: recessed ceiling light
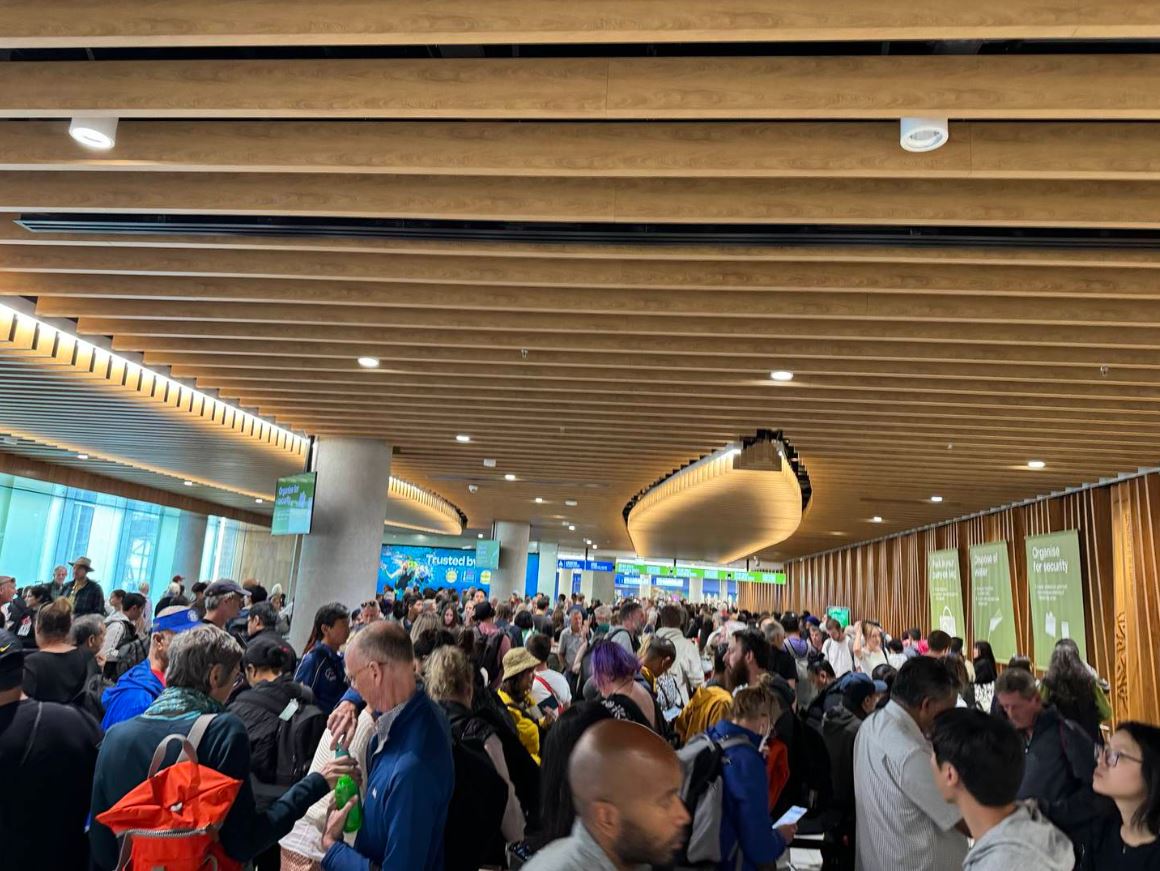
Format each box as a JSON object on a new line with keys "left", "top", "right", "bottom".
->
{"left": 564, "top": 499, "right": 578, "bottom": 507}
{"left": 455, "top": 434, "right": 471, "bottom": 443}
{"left": 477, "top": 533, "right": 484, "bottom": 539}
{"left": 562, "top": 521, "right": 570, "bottom": 527}
{"left": 534, "top": 497, "right": 544, "bottom": 504}
{"left": 183, "top": 480, "right": 194, "bottom": 487}
{"left": 930, "top": 495, "right": 943, "bottom": 503}
{"left": 592, "top": 544, "right": 599, "bottom": 550}
{"left": 568, "top": 525, "right": 576, "bottom": 531}
{"left": 504, "top": 473, "right": 517, "bottom": 481}
{"left": 356, "top": 356, "right": 380, "bottom": 369}
{"left": 1027, "top": 460, "right": 1046, "bottom": 470}
{"left": 584, "top": 538, "right": 591, "bottom": 544}
{"left": 483, "top": 458, "right": 497, "bottom": 468}
{"left": 871, "top": 516, "right": 883, "bottom": 523}
{"left": 770, "top": 370, "right": 794, "bottom": 382}
{"left": 900, "top": 117, "right": 949, "bottom": 152}
{"left": 69, "top": 116, "right": 118, "bottom": 150}
{"left": 255, "top": 498, "right": 264, "bottom": 504}
{"left": 76, "top": 453, "right": 89, "bottom": 460}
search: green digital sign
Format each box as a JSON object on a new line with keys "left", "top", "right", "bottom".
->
{"left": 614, "top": 561, "right": 785, "bottom": 584}
{"left": 271, "top": 472, "right": 317, "bottom": 536}
{"left": 475, "top": 539, "right": 500, "bottom": 570}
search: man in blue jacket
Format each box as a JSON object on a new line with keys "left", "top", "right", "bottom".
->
{"left": 322, "top": 621, "right": 453, "bottom": 871}
{"left": 100, "top": 604, "right": 201, "bottom": 730}
{"left": 704, "top": 683, "right": 797, "bottom": 870}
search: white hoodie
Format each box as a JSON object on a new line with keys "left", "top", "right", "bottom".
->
{"left": 654, "top": 626, "right": 705, "bottom": 706}
{"left": 963, "top": 801, "right": 1074, "bottom": 871}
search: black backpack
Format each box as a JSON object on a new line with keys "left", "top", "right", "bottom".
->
{"left": 72, "top": 670, "right": 106, "bottom": 723}
{"left": 232, "top": 690, "right": 326, "bottom": 808}
{"left": 477, "top": 629, "right": 507, "bottom": 688}
{"left": 104, "top": 625, "right": 148, "bottom": 682}
{"left": 444, "top": 726, "right": 509, "bottom": 870}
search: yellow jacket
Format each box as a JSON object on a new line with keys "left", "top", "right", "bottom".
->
{"left": 499, "top": 688, "right": 542, "bottom": 764}
{"left": 675, "top": 683, "right": 733, "bottom": 746}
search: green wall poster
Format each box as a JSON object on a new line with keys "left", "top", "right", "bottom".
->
{"left": 969, "top": 541, "right": 1018, "bottom": 662}
{"left": 1025, "top": 530, "right": 1088, "bottom": 665}
{"left": 927, "top": 548, "right": 966, "bottom": 639}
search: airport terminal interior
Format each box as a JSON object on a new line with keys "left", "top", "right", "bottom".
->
{"left": 1, "top": 5, "right": 1160, "bottom": 871}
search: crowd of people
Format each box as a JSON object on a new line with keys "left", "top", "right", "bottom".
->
{"left": 1, "top": 560, "right": 1158, "bottom": 870}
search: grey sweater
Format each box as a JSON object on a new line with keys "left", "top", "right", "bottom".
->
{"left": 963, "top": 801, "right": 1075, "bottom": 871}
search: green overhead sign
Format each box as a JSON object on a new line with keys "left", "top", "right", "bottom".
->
{"left": 615, "top": 561, "right": 785, "bottom": 584}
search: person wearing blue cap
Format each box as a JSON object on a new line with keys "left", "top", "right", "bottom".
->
{"left": 821, "top": 672, "right": 888, "bottom": 868}
{"left": 100, "top": 604, "right": 202, "bottom": 730}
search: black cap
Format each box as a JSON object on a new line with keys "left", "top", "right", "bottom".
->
{"left": 0, "top": 629, "right": 25, "bottom": 689}
{"left": 243, "top": 635, "right": 297, "bottom": 674}
{"left": 474, "top": 601, "right": 495, "bottom": 622}
{"left": 205, "top": 579, "right": 245, "bottom": 597}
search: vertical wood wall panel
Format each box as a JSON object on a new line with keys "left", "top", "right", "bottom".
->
{"left": 741, "top": 472, "right": 1160, "bottom": 723}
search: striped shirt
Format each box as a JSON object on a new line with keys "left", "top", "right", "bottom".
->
{"left": 853, "top": 701, "right": 968, "bottom": 871}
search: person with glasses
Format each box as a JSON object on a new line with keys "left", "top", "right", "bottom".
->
{"left": 1081, "top": 722, "right": 1160, "bottom": 869}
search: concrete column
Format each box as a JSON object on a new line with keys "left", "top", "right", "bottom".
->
{"left": 289, "top": 438, "right": 392, "bottom": 652}
{"left": 689, "top": 577, "right": 704, "bottom": 604}
{"left": 536, "top": 541, "right": 559, "bottom": 599}
{"left": 172, "top": 512, "right": 208, "bottom": 583}
{"left": 490, "top": 520, "right": 530, "bottom": 601}
{"left": 588, "top": 569, "right": 615, "bottom": 605}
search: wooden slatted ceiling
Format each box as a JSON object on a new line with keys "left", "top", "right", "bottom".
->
{"left": 4, "top": 56, "right": 1160, "bottom": 120}
{"left": 2, "top": 33, "right": 1160, "bottom": 560}
{"left": 2, "top": 1, "right": 1159, "bottom": 47}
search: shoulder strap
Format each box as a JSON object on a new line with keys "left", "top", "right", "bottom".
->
{"left": 533, "top": 673, "right": 559, "bottom": 704}
{"left": 17, "top": 702, "right": 43, "bottom": 768}
{"left": 187, "top": 713, "right": 217, "bottom": 752}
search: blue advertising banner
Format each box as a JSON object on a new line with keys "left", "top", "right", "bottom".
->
{"left": 379, "top": 544, "right": 483, "bottom": 593}
{"left": 558, "top": 559, "right": 615, "bottom": 572}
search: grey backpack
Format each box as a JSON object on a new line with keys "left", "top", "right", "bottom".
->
{"left": 674, "top": 732, "right": 751, "bottom": 868}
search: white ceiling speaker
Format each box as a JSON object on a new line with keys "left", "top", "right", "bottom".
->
{"left": 69, "top": 116, "right": 118, "bottom": 150}
{"left": 899, "top": 117, "right": 949, "bottom": 153}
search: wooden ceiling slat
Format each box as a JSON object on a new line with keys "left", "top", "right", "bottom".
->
{"left": 40, "top": 292, "right": 1160, "bottom": 329}
{"left": 123, "top": 334, "right": 1160, "bottom": 371}
{"left": 80, "top": 313, "right": 1160, "bottom": 349}
{"left": 3, "top": 55, "right": 1160, "bottom": 120}
{"left": 12, "top": 256, "right": 1160, "bottom": 298}
{"left": 7, "top": 171, "right": 1160, "bottom": 226}
{"left": 3, "top": 1, "right": 1157, "bottom": 47}
{"left": 3, "top": 120, "right": 1160, "bottom": 181}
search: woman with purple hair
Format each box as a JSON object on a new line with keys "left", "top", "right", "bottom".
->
{"left": 587, "top": 638, "right": 659, "bottom": 731}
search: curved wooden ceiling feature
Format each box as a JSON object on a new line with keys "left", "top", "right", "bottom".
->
{"left": 386, "top": 477, "right": 464, "bottom": 536}
{"left": 626, "top": 436, "right": 804, "bottom": 563}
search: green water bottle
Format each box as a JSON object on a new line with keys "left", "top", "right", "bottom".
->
{"left": 333, "top": 746, "right": 362, "bottom": 833}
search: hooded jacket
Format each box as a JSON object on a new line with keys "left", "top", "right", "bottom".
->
{"left": 654, "top": 626, "right": 705, "bottom": 706}
{"left": 964, "top": 801, "right": 1074, "bottom": 871}
{"left": 821, "top": 703, "right": 863, "bottom": 817}
{"left": 100, "top": 657, "right": 164, "bottom": 731}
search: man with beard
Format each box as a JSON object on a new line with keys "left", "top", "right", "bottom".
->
{"left": 725, "top": 627, "right": 772, "bottom": 691}
{"left": 523, "top": 719, "right": 690, "bottom": 870}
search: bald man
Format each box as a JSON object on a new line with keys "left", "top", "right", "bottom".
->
{"left": 524, "top": 719, "right": 690, "bottom": 870}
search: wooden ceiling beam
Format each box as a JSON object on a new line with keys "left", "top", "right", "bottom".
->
{"left": 11, "top": 253, "right": 1160, "bottom": 298}
{"left": 157, "top": 357, "right": 1160, "bottom": 388}
{"left": 3, "top": 2, "right": 1157, "bottom": 48}
{"left": 40, "top": 292, "right": 1160, "bottom": 329}
{"left": 4, "top": 120, "right": 1160, "bottom": 181}
{"left": 122, "top": 334, "right": 1160, "bottom": 371}
{"left": 80, "top": 311, "right": 1160, "bottom": 348}
{"left": 6, "top": 171, "right": 1160, "bottom": 226}
{"left": 3, "top": 55, "right": 1160, "bottom": 120}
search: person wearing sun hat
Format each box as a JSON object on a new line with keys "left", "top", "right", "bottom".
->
{"left": 99, "top": 604, "right": 202, "bottom": 730}
{"left": 498, "top": 646, "right": 557, "bottom": 765}
{"left": 62, "top": 555, "right": 105, "bottom": 617}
